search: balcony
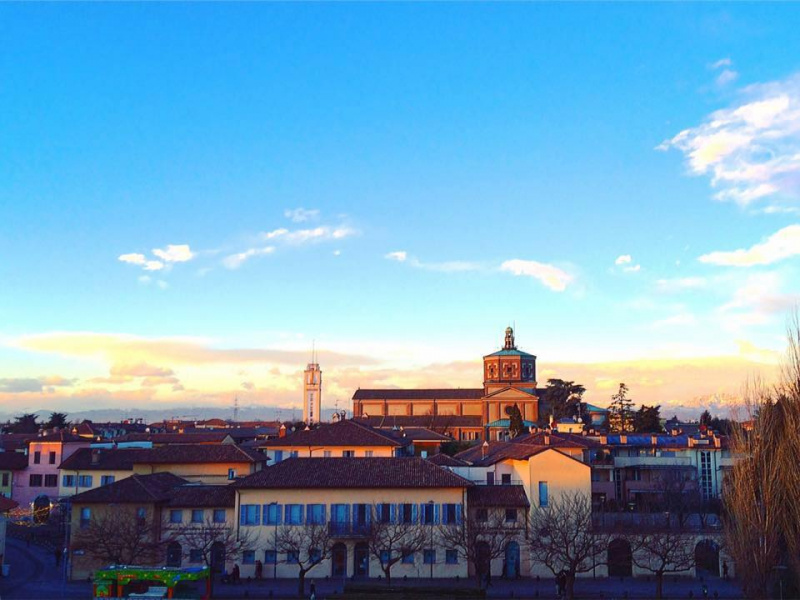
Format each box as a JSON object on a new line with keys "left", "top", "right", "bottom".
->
{"left": 614, "top": 456, "right": 694, "bottom": 468}
{"left": 329, "top": 521, "right": 371, "bottom": 537}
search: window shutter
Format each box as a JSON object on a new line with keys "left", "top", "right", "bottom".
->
{"left": 254, "top": 505, "right": 261, "bottom": 525}
{"left": 434, "top": 504, "right": 440, "bottom": 524}
{"left": 284, "top": 505, "right": 290, "bottom": 523}
{"left": 240, "top": 506, "right": 247, "bottom": 526}
{"left": 306, "top": 505, "right": 313, "bottom": 524}
{"left": 389, "top": 504, "right": 396, "bottom": 523}
{"left": 411, "top": 504, "right": 418, "bottom": 523}
{"left": 365, "top": 505, "right": 371, "bottom": 524}
{"left": 455, "top": 504, "right": 463, "bottom": 525}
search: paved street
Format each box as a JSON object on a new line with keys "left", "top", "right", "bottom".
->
{"left": 0, "top": 539, "right": 743, "bottom": 600}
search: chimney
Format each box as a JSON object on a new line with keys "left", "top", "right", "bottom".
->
{"left": 279, "top": 424, "right": 286, "bottom": 438}
{"left": 91, "top": 449, "right": 101, "bottom": 465}
{"left": 714, "top": 436, "right": 721, "bottom": 448}
{"left": 600, "top": 435, "right": 608, "bottom": 445}
{"left": 620, "top": 435, "right": 627, "bottom": 444}
{"left": 544, "top": 434, "right": 550, "bottom": 446}
{"left": 651, "top": 435, "right": 658, "bottom": 446}
{"left": 481, "top": 441, "right": 489, "bottom": 459}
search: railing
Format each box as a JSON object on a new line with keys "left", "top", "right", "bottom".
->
{"left": 471, "top": 479, "right": 524, "bottom": 486}
{"left": 614, "top": 456, "right": 694, "bottom": 468}
{"left": 329, "top": 521, "right": 371, "bottom": 537}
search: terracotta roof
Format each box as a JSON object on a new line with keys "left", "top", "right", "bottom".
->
{"left": 468, "top": 485, "right": 530, "bottom": 508}
{"left": 511, "top": 431, "right": 600, "bottom": 448}
{"left": 0, "top": 495, "right": 18, "bottom": 512}
{"left": 0, "top": 433, "right": 35, "bottom": 451}
{"left": 142, "top": 444, "right": 265, "bottom": 464}
{"left": 165, "top": 485, "right": 235, "bottom": 508}
{"left": 27, "top": 431, "right": 86, "bottom": 444}
{"left": 71, "top": 473, "right": 187, "bottom": 504}
{"left": 259, "top": 420, "right": 407, "bottom": 449}
{"left": 427, "top": 453, "right": 469, "bottom": 467}
{"left": 234, "top": 457, "right": 473, "bottom": 490}
{"left": 391, "top": 428, "right": 452, "bottom": 442}
{"left": 0, "top": 451, "right": 29, "bottom": 470}
{"left": 59, "top": 447, "right": 150, "bottom": 471}
{"left": 358, "top": 415, "right": 483, "bottom": 429}
{"left": 456, "top": 434, "right": 592, "bottom": 466}
{"left": 353, "top": 389, "right": 485, "bottom": 401}
{"left": 113, "top": 432, "right": 233, "bottom": 445}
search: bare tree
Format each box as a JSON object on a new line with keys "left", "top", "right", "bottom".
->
{"left": 528, "top": 492, "right": 607, "bottom": 600}
{"left": 437, "top": 507, "right": 521, "bottom": 587}
{"left": 366, "top": 504, "right": 427, "bottom": 585}
{"left": 275, "top": 523, "right": 333, "bottom": 597}
{"left": 72, "top": 506, "right": 160, "bottom": 566}
{"left": 628, "top": 530, "right": 695, "bottom": 599}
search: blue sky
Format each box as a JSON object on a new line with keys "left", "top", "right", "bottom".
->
{"left": 1, "top": 4, "right": 799, "bottom": 416}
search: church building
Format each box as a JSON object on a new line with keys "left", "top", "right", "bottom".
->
{"left": 352, "top": 327, "right": 541, "bottom": 441}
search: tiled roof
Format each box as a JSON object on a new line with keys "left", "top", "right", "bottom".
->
{"left": 142, "top": 444, "right": 265, "bottom": 464}
{"left": 259, "top": 420, "right": 407, "bottom": 448}
{"left": 392, "top": 428, "right": 452, "bottom": 442}
{"left": 427, "top": 453, "right": 469, "bottom": 467}
{"left": 113, "top": 432, "right": 233, "bottom": 445}
{"left": 165, "top": 484, "right": 235, "bottom": 508}
{"left": 0, "top": 451, "right": 29, "bottom": 470}
{"left": 456, "top": 434, "right": 592, "bottom": 466}
{"left": 353, "top": 389, "right": 485, "bottom": 401}
{"left": 59, "top": 447, "right": 151, "bottom": 471}
{"left": 467, "top": 485, "right": 530, "bottom": 508}
{"left": 28, "top": 431, "right": 86, "bottom": 444}
{"left": 358, "top": 415, "right": 483, "bottom": 429}
{"left": 71, "top": 473, "right": 187, "bottom": 504}
{"left": 484, "top": 348, "right": 536, "bottom": 358}
{"left": 234, "top": 457, "right": 473, "bottom": 490}
{"left": 511, "top": 431, "right": 600, "bottom": 448}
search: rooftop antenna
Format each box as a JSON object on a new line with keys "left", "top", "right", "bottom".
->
{"left": 233, "top": 396, "right": 239, "bottom": 423}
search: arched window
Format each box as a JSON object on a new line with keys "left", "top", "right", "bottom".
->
{"left": 607, "top": 538, "right": 632, "bottom": 577}
{"left": 166, "top": 542, "right": 182, "bottom": 567}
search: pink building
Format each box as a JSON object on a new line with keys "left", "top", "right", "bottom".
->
{"left": 12, "top": 432, "right": 89, "bottom": 514}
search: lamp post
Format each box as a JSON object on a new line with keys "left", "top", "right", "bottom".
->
{"left": 428, "top": 500, "right": 435, "bottom": 580}
{"left": 269, "top": 502, "right": 279, "bottom": 580}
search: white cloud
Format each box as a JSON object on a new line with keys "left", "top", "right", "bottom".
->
{"left": 659, "top": 72, "right": 800, "bottom": 209}
{"left": 222, "top": 246, "right": 275, "bottom": 269}
{"left": 284, "top": 208, "right": 320, "bottom": 223}
{"left": 716, "top": 69, "right": 739, "bottom": 86}
{"left": 655, "top": 277, "right": 708, "bottom": 293}
{"left": 500, "top": 259, "right": 573, "bottom": 292}
{"left": 710, "top": 58, "right": 732, "bottom": 70}
{"left": 385, "top": 251, "right": 408, "bottom": 262}
{"left": 138, "top": 275, "right": 152, "bottom": 285}
{"left": 153, "top": 244, "right": 194, "bottom": 263}
{"left": 615, "top": 255, "right": 632, "bottom": 265}
{"left": 333, "top": 250, "right": 341, "bottom": 257}
{"left": 119, "top": 253, "right": 146, "bottom": 265}
{"left": 143, "top": 260, "right": 165, "bottom": 271}
{"left": 698, "top": 224, "right": 800, "bottom": 266}
{"left": 260, "top": 226, "right": 357, "bottom": 245}
{"left": 614, "top": 254, "right": 640, "bottom": 272}
{"left": 624, "top": 264, "right": 641, "bottom": 273}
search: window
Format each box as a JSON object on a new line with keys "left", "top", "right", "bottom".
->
{"left": 401, "top": 549, "right": 414, "bottom": 564}
{"left": 264, "top": 503, "right": 281, "bottom": 525}
{"left": 287, "top": 550, "right": 299, "bottom": 563}
{"left": 284, "top": 504, "right": 303, "bottom": 525}
{"left": 323, "top": 451, "right": 331, "bottom": 458}
{"left": 423, "top": 549, "right": 436, "bottom": 564}
{"left": 309, "top": 547, "right": 321, "bottom": 563}
{"left": 240, "top": 505, "right": 260, "bottom": 526}
{"left": 29, "top": 474, "right": 42, "bottom": 487}
{"left": 265, "top": 550, "right": 277, "bottom": 564}
{"left": 1, "top": 473, "right": 8, "bottom": 487}
{"left": 365, "top": 451, "right": 373, "bottom": 458}
{"left": 192, "top": 509, "right": 204, "bottom": 524}
{"left": 486, "top": 472, "right": 494, "bottom": 486}
{"left": 274, "top": 450, "right": 284, "bottom": 463}
{"left": 377, "top": 503, "right": 392, "bottom": 523}
{"left": 539, "top": 481, "right": 549, "bottom": 508}
{"left": 505, "top": 509, "right": 518, "bottom": 523}
{"left": 242, "top": 550, "right": 255, "bottom": 565}
{"left": 421, "top": 503, "right": 435, "bottom": 525}
{"left": 289, "top": 451, "right": 299, "bottom": 459}
{"left": 380, "top": 550, "right": 390, "bottom": 564}
{"left": 170, "top": 510, "right": 183, "bottom": 524}
{"left": 446, "top": 549, "right": 458, "bottom": 565}
{"left": 44, "top": 474, "right": 57, "bottom": 487}
{"left": 353, "top": 504, "right": 370, "bottom": 527}
{"left": 33, "top": 451, "right": 41, "bottom": 465}
{"left": 306, "top": 504, "right": 325, "bottom": 525}
{"left": 189, "top": 549, "right": 204, "bottom": 563}
{"left": 136, "top": 507, "right": 147, "bottom": 526}
{"left": 501, "top": 473, "right": 512, "bottom": 485}
{"left": 442, "top": 503, "right": 459, "bottom": 525}
{"left": 213, "top": 509, "right": 226, "bottom": 523}
{"left": 476, "top": 508, "right": 488, "bottom": 523}
{"left": 49, "top": 451, "right": 56, "bottom": 465}
{"left": 342, "top": 450, "right": 355, "bottom": 457}
{"left": 78, "top": 475, "right": 93, "bottom": 488}
{"left": 79, "top": 507, "right": 91, "bottom": 529}
{"left": 400, "top": 503, "right": 416, "bottom": 524}
{"left": 63, "top": 474, "right": 76, "bottom": 488}
{"left": 227, "top": 469, "right": 236, "bottom": 480}
{"left": 100, "top": 475, "right": 115, "bottom": 486}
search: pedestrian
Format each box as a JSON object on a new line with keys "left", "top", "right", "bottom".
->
{"left": 255, "top": 559, "right": 263, "bottom": 580}
{"left": 722, "top": 561, "right": 729, "bottom": 580}
{"left": 232, "top": 563, "right": 241, "bottom": 584}
{"left": 310, "top": 579, "right": 316, "bottom": 600}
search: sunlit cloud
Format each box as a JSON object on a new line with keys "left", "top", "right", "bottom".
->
{"left": 500, "top": 259, "right": 573, "bottom": 291}
{"left": 659, "top": 71, "right": 800, "bottom": 210}
{"left": 152, "top": 244, "right": 194, "bottom": 263}
{"left": 699, "top": 224, "right": 800, "bottom": 266}
{"left": 615, "top": 255, "right": 632, "bottom": 265}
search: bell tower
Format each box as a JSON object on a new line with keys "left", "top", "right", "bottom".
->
{"left": 483, "top": 326, "right": 537, "bottom": 393}
{"left": 303, "top": 346, "right": 322, "bottom": 425}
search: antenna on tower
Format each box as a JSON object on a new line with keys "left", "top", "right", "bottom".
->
{"left": 233, "top": 396, "right": 239, "bottom": 423}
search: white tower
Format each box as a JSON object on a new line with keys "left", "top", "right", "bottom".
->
{"left": 303, "top": 347, "right": 322, "bottom": 425}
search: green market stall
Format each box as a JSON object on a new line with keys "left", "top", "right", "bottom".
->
{"left": 93, "top": 565, "right": 211, "bottom": 599}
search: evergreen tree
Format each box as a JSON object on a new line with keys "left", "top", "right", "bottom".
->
{"left": 45, "top": 412, "right": 69, "bottom": 430}
{"left": 505, "top": 404, "right": 525, "bottom": 438}
{"left": 9, "top": 413, "right": 39, "bottom": 434}
{"left": 633, "top": 404, "right": 662, "bottom": 433}
{"left": 699, "top": 410, "right": 713, "bottom": 428}
{"left": 608, "top": 383, "right": 634, "bottom": 433}
{"left": 541, "top": 379, "right": 586, "bottom": 424}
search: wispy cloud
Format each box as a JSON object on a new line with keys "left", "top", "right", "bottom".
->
{"left": 119, "top": 244, "right": 194, "bottom": 272}
{"left": 614, "top": 254, "right": 641, "bottom": 273}
{"left": 655, "top": 276, "right": 708, "bottom": 293}
{"left": 698, "top": 224, "right": 800, "bottom": 266}
{"left": 500, "top": 259, "right": 573, "bottom": 292}
{"left": 260, "top": 225, "right": 357, "bottom": 245}
{"left": 659, "top": 72, "right": 800, "bottom": 210}
{"left": 222, "top": 246, "right": 275, "bottom": 270}
{"left": 284, "top": 208, "right": 320, "bottom": 223}
{"left": 385, "top": 251, "right": 407, "bottom": 262}
{"left": 709, "top": 57, "right": 738, "bottom": 87}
